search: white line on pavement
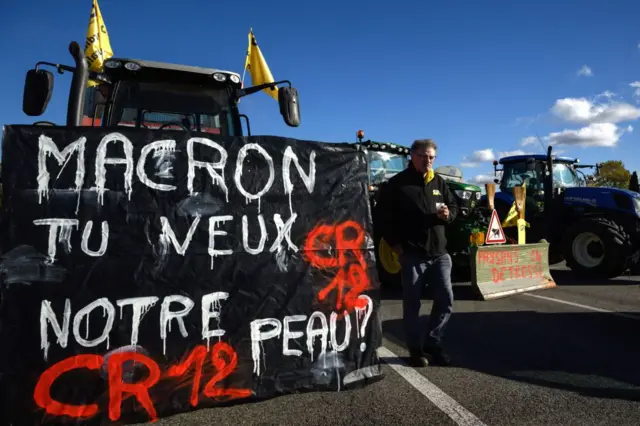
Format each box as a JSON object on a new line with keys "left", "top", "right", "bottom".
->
{"left": 377, "top": 346, "right": 487, "bottom": 426}
{"left": 523, "top": 293, "right": 640, "bottom": 321}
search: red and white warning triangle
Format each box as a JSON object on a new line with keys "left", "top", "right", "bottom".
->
{"left": 485, "top": 209, "right": 506, "bottom": 244}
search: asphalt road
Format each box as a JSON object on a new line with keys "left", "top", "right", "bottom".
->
{"left": 133, "top": 264, "right": 640, "bottom": 426}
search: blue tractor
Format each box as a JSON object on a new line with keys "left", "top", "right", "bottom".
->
{"left": 489, "top": 146, "right": 640, "bottom": 279}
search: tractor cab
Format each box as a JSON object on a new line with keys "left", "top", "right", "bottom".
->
{"left": 352, "top": 131, "right": 410, "bottom": 202}
{"left": 80, "top": 58, "right": 247, "bottom": 136}
{"left": 496, "top": 154, "right": 588, "bottom": 194}
{"left": 367, "top": 145, "right": 410, "bottom": 187}
{"left": 492, "top": 153, "right": 597, "bottom": 214}
{"left": 21, "top": 41, "right": 301, "bottom": 134}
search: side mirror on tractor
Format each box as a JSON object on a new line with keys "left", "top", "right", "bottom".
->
{"left": 23, "top": 69, "right": 54, "bottom": 116}
{"left": 278, "top": 87, "right": 300, "bottom": 127}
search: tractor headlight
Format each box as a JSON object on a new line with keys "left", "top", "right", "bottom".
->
{"left": 633, "top": 197, "right": 640, "bottom": 217}
{"left": 455, "top": 190, "right": 472, "bottom": 200}
{"left": 475, "top": 192, "right": 482, "bottom": 200}
{"left": 104, "top": 59, "right": 121, "bottom": 69}
{"left": 124, "top": 61, "right": 141, "bottom": 71}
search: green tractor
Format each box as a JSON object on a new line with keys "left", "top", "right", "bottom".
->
{"left": 434, "top": 166, "right": 489, "bottom": 280}
{"left": 353, "top": 132, "right": 489, "bottom": 287}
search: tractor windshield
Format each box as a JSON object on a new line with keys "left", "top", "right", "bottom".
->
{"left": 501, "top": 160, "right": 583, "bottom": 191}
{"left": 113, "top": 81, "right": 236, "bottom": 135}
{"left": 85, "top": 80, "right": 238, "bottom": 136}
{"left": 552, "top": 162, "right": 582, "bottom": 188}
{"left": 501, "top": 161, "right": 545, "bottom": 191}
{"left": 369, "top": 152, "right": 408, "bottom": 185}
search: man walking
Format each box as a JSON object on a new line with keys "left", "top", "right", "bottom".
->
{"left": 378, "top": 139, "right": 458, "bottom": 367}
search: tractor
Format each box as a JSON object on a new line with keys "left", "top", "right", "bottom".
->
{"left": 353, "top": 132, "right": 489, "bottom": 286}
{"left": 490, "top": 147, "right": 640, "bottom": 278}
{"left": 20, "top": 41, "right": 300, "bottom": 133}
{"left": 352, "top": 132, "right": 411, "bottom": 288}
{"left": 434, "top": 167, "right": 490, "bottom": 280}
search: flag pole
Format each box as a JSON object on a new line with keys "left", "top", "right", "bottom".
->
{"left": 241, "top": 27, "right": 252, "bottom": 86}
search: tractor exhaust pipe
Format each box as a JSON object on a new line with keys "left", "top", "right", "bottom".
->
{"left": 545, "top": 145, "right": 553, "bottom": 197}
{"left": 545, "top": 145, "right": 554, "bottom": 238}
{"left": 66, "top": 41, "right": 88, "bottom": 127}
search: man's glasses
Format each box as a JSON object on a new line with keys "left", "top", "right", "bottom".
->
{"left": 414, "top": 153, "right": 436, "bottom": 161}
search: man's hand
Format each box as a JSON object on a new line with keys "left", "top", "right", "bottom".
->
{"left": 437, "top": 205, "right": 450, "bottom": 220}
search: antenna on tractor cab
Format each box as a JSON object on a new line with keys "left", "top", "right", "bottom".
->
{"left": 535, "top": 133, "right": 547, "bottom": 152}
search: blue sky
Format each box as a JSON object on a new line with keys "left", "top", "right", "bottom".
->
{"left": 1, "top": 0, "right": 639, "bottom": 184}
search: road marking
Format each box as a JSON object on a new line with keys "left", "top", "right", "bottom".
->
{"left": 377, "top": 346, "right": 487, "bottom": 426}
{"left": 523, "top": 293, "right": 640, "bottom": 321}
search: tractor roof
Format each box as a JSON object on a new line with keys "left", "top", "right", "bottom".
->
{"left": 355, "top": 140, "right": 411, "bottom": 155}
{"left": 101, "top": 58, "right": 242, "bottom": 86}
{"left": 435, "top": 165, "right": 463, "bottom": 182}
{"left": 499, "top": 154, "right": 577, "bottom": 164}
{"left": 434, "top": 166, "right": 482, "bottom": 190}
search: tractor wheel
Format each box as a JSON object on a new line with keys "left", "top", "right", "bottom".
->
{"left": 562, "top": 217, "right": 632, "bottom": 279}
{"left": 374, "top": 236, "right": 402, "bottom": 289}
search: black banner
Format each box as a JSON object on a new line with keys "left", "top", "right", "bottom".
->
{"left": 0, "top": 126, "right": 383, "bottom": 425}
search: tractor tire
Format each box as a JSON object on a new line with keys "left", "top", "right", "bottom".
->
{"left": 562, "top": 217, "right": 632, "bottom": 279}
{"left": 373, "top": 235, "right": 402, "bottom": 289}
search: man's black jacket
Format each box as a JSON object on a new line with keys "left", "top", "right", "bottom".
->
{"left": 377, "top": 164, "right": 458, "bottom": 257}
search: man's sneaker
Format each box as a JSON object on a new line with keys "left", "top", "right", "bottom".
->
{"left": 422, "top": 344, "right": 451, "bottom": 366}
{"left": 407, "top": 348, "right": 429, "bottom": 367}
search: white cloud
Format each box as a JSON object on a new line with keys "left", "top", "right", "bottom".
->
{"left": 462, "top": 149, "right": 538, "bottom": 169}
{"left": 594, "top": 90, "right": 617, "bottom": 101}
{"left": 520, "top": 136, "right": 539, "bottom": 146}
{"left": 630, "top": 81, "right": 640, "bottom": 99}
{"left": 550, "top": 97, "right": 640, "bottom": 124}
{"left": 577, "top": 65, "right": 593, "bottom": 77}
{"left": 539, "top": 122, "right": 633, "bottom": 148}
{"left": 519, "top": 90, "right": 639, "bottom": 151}
{"left": 460, "top": 149, "right": 496, "bottom": 167}
{"left": 519, "top": 140, "right": 566, "bottom": 154}
{"left": 470, "top": 172, "right": 502, "bottom": 185}
{"left": 512, "top": 114, "right": 542, "bottom": 128}
{"left": 498, "top": 149, "right": 536, "bottom": 157}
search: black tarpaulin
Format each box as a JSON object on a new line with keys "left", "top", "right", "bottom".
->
{"left": 0, "top": 126, "right": 384, "bottom": 426}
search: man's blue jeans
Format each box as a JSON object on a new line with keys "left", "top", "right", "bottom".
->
{"left": 400, "top": 249, "right": 454, "bottom": 351}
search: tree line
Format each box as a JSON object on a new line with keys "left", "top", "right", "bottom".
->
{"left": 587, "top": 160, "right": 639, "bottom": 191}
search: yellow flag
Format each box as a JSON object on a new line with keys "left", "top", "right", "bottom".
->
{"left": 85, "top": 0, "right": 113, "bottom": 86}
{"left": 501, "top": 203, "right": 520, "bottom": 228}
{"left": 502, "top": 182, "right": 530, "bottom": 228}
{"left": 244, "top": 30, "right": 278, "bottom": 101}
